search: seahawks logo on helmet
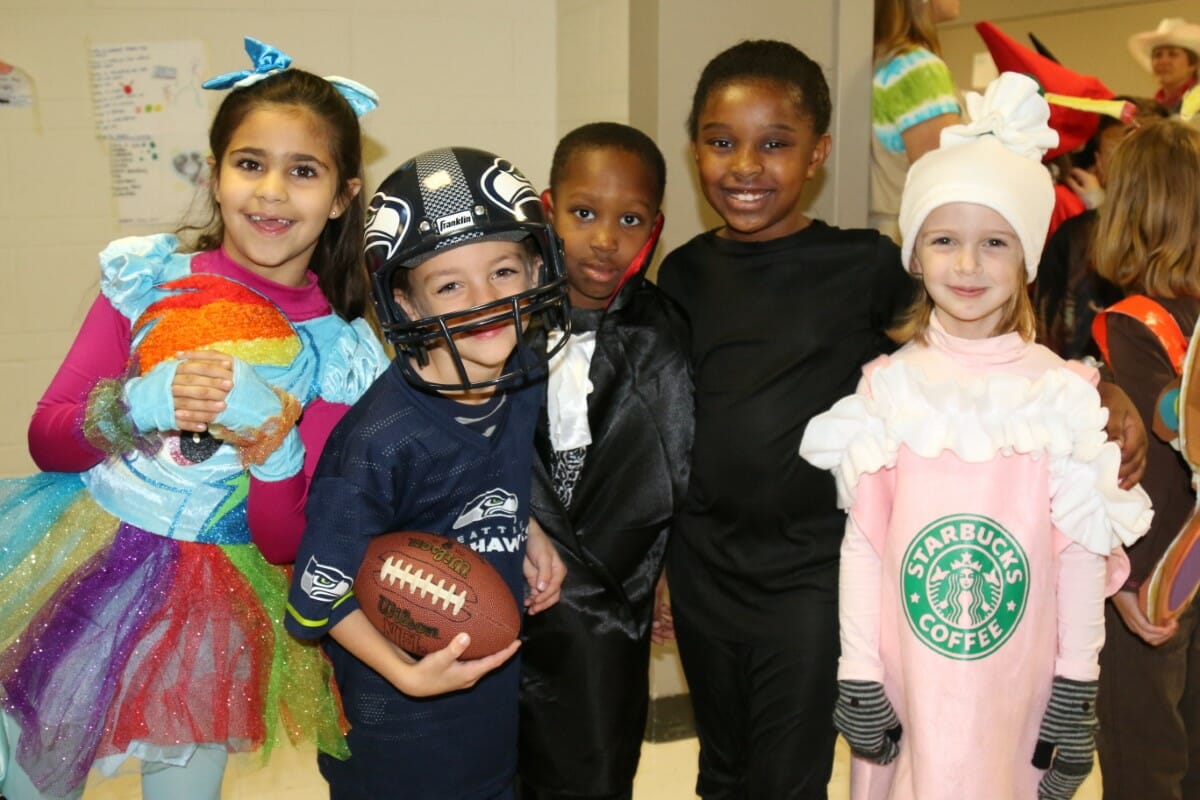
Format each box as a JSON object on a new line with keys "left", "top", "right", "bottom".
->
{"left": 452, "top": 488, "right": 519, "bottom": 529}
{"left": 364, "top": 192, "right": 413, "bottom": 266}
{"left": 299, "top": 556, "right": 354, "bottom": 603}
{"left": 480, "top": 158, "right": 540, "bottom": 220}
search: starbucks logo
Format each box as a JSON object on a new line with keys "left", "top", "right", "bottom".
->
{"left": 901, "top": 514, "right": 1028, "bottom": 660}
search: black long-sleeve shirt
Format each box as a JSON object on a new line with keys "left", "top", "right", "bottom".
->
{"left": 656, "top": 221, "right": 913, "bottom": 637}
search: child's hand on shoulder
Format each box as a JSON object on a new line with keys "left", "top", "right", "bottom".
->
{"left": 524, "top": 518, "right": 565, "bottom": 614}
{"left": 172, "top": 350, "right": 233, "bottom": 432}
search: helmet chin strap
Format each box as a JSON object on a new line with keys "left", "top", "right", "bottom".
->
{"left": 392, "top": 285, "right": 570, "bottom": 394}
{"left": 399, "top": 336, "right": 547, "bottom": 397}
{"left": 411, "top": 341, "right": 477, "bottom": 394}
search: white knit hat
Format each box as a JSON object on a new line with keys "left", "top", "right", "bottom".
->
{"left": 899, "top": 72, "right": 1059, "bottom": 283}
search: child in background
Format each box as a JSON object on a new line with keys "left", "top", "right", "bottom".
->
{"left": 655, "top": 40, "right": 916, "bottom": 799}
{"left": 1089, "top": 119, "right": 1200, "bottom": 800}
{"left": 1126, "top": 17, "right": 1200, "bottom": 115}
{"left": 518, "top": 122, "right": 693, "bottom": 800}
{"left": 1034, "top": 96, "right": 1168, "bottom": 359}
{"left": 870, "top": 0, "right": 963, "bottom": 242}
{"left": 0, "top": 37, "right": 388, "bottom": 799}
{"left": 800, "top": 72, "right": 1151, "bottom": 800}
{"left": 285, "top": 146, "right": 568, "bottom": 800}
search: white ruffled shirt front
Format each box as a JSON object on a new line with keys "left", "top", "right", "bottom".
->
{"left": 546, "top": 328, "right": 597, "bottom": 452}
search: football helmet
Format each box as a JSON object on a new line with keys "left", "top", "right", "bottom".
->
{"left": 365, "top": 147, "right": 570, "bottom": 390}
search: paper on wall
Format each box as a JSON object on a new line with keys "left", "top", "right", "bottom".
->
{"left": 89, "top": 41, "right": 210, "bottom": 225}
{"left": 0, "top": 60, "right": 34, "bottom": 107}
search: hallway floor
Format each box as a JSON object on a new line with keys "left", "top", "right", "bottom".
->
{"left": 80, "top": 733, "right": 1103, "bottom": 798}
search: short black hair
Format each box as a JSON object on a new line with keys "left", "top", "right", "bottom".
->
{"left": 686, "top": 39, "right": 832, "bottom": 139}
{"left": 549, "top": 122, "right": 667, "bottom": 207}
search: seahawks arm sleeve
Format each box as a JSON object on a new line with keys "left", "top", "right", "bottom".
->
{"left": 285, "top": 473, "right": 393, "bottom": 640}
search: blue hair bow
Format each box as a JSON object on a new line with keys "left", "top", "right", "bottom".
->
{"left": 202, "top": 37, "right": 291, "bottom": 90}
{"left": 322, "top": 76, "right": 379, "bottom": 117}
{"left": 203, "top": 37, "right": 379, "bottom": 117}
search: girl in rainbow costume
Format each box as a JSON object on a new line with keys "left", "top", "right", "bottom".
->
{"left": 0, "top": 38, "right": 387, "bottom": 799}
{"left": 800, "top": 73, "right": 1152, "bottom": 799}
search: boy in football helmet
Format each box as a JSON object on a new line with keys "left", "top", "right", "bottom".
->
{"left": 285, "top": 147, "right": 569, "bottom": 799}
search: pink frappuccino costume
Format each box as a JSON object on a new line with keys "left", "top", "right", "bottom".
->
{"left": 800, "top": 312, "right": 1151, "bottom": 799}
{"left": 801, "top": 73, "right": 1154, "bottom": 799}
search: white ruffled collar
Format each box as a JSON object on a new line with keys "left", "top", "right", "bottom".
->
{"left": 798, "top": 347, "right": 1153, "bottom": 555}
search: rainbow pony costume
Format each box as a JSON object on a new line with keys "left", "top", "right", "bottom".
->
{"left": 0, "top": 234, "right": 387, "bottom": 795}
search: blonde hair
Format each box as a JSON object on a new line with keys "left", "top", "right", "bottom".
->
{"left": 889, "top": 251, "right": 1036, "bottom": 345}
{"left": 874, "top": 0, "right": 942, "bottom": 62}
{"left": 1093, "top": 119, "right": 1200, "bottom": 297}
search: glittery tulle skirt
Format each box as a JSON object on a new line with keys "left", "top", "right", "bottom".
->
{"left": 0, "top": 472, "right": 349, "bottom": 796}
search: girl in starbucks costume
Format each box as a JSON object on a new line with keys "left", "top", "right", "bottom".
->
{"left": 801, "top": 73, "right": 1152, "bottom": 800}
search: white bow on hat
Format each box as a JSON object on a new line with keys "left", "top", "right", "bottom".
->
{"left": 940, "top": 73, "right": 1060, "bottom": 160}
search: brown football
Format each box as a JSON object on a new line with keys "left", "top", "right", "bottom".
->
{"left": 355, "top": 531, "right": 520, "bottom": 660}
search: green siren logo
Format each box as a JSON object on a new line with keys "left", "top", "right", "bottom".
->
{"left": 901, "top": 514, "right": 1028, "bottom": 660}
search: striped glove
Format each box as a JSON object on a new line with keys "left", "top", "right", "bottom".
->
{"left": 1033, "top": 677, "right": 1098, "bottom": 799}
{"left": 832, "top": 680, "right": 902, "bottom": 765}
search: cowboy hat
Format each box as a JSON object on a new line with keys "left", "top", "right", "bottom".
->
{"left": 1128, "top": 18, "right": 1200, "bottom": 73}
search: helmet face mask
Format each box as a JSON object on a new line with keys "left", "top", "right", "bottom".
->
{"left": 365, "top": 148, "right": 570, "bottom": 391}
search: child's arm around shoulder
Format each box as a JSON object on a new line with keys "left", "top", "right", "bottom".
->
{"left": 329, "top": 609, "right": 520, "bottom": 697}
{"left": 1097, "top": 380, "right": 1148, "bottom": 489}
{"left": 1057, "top": 349, "right": 1149, "bottom": 489}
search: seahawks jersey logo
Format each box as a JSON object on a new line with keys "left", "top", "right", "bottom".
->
{"left": 299, "top": 556, "right": 353, "bottom": 603}
{"left": 481, "top": 158, "right": 540, "bottom": 221}
{"left": 364, "top": 192, "right": 413, "bottom": 265}
{"left": 452, "top": 488, "right": 519, "bottom": 529}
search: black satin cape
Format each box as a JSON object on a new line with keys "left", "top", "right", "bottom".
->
{"left": 518, "top": 263, "right": 693, "bottom": 796}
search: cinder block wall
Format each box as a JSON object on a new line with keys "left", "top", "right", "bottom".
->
{"left": 0, "top": 0, "right": 557, "bottom": 477}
